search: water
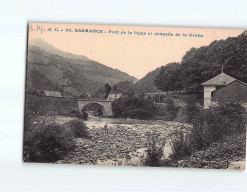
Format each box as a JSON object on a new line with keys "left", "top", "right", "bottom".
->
{"left": 54, "top": 115, "right": 187, "bottom": 165}
{"left": 86, "top": 116, "right": 161, "bottom": 125}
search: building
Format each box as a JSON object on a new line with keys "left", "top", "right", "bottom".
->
{"left": 202, "top": 72, "right": 247, "bottom": 108}
{"left": 212, "top": 80, "right": 247, "bottom": 104}
{"left": 41, "top": 90, "right": 62, "bottom": 97}
{"left": 107, "top": 92, "right": 121, "bottom": 101}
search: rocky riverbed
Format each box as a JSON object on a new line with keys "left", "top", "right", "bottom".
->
{"left": 56, "top": 121, "right": 192, "bottom": 166}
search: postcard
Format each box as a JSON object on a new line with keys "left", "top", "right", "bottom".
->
{"left": 24, "top": 23, "right": 246, "bottom": 169}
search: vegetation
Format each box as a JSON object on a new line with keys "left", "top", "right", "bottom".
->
{"left": 113, "top": 80, "right": 134, "bottom": 95}
{"left": 185, "top": 96, "right": 200, "bottom": 123}
{"left": 71, "top": 109, "right": 89, "bottom": 120}
{"left": 24, "top": 112, "right": 91, "bottom": 163}
{"left": 80, "top": 111, "right": 89, "bottom": 120}
{"left": 170, "top": 132, "right": 191, "bottom": 160}
{"left": 104, "top": 83, "right": 112, "bottom": 98}
{"left": 111, "top": 96, "right": 155, "bottom": 119}
{"left": 143, "top": 132, "right": 165, "bottom": 167}
{"left": 170, "top": 101, "right": 246, "bottom": 165}
{"left": 66, "top": 119, "right": 91, "bottom": 139}
{"left": 178, "top": 133, "right": 246, "bottom": 169}
{"left": 24, "top": 117, "right": 75, "bottom": 163}
{"left": 155, "top": 63, "right": 182, "bottom": 92}
{"left": 133, "top": 68, "right": 161, "bottom": 94}
{"left": 154, "top": 31, "right": 247, "bottom": 93}
{"left": 165, "top": 97, "right": 179, "bottom": 121}
{"left": 27, "top": 41, "right": 137, "bottom": 96}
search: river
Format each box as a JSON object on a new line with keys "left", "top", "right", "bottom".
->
{"left": 55, "top": 115, "right": 192, "bottom": 166}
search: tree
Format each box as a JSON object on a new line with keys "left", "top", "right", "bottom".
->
{"left": 154, "top": 62, "right": 182, "bottom": 92}
{"left": 104, "top": 83, "right": 112, "bottom": 98}
{"left": 113, "top": 80, "right": 134, "bottom": 95}
{"left": 154, "top": 31, "right": 247, "bottom": 93}
{"left": 180, "top": 32, "right": 247, "bottom": 92}
{"left": 112, "top": 96, "right": 155, "bottom": 119}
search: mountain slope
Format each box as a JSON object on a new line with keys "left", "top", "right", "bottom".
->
{"left": 133, "top": 68, "right": 161, "bottom": 94}
{"left": 26, "top": 39, "right": 137, "bottom": 96}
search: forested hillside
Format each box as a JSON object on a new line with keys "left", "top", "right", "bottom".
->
{"left": 155, "top": 30, "right": 247, "bottom": 93}
{"left": 133, "top": 68, "right": 161, "bottom": 94}
{"left": 26, "top": 39, "right": 137, "bottom": 96}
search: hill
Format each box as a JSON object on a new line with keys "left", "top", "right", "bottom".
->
{"left": 26, "top": 39, "right": 137, "bottom": 96}
{"left": 155, "top": 30, "right": 247, "bottom": 93}
{"left": 133, "top": 68, "right": 161, "bottom": 94}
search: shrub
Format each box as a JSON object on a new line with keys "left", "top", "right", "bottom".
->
{"left": 185, "top": 96, "right": 200, "bottom": 123}
{"left": 143, "top": 132, "right": 165, "bottom": 167}
{"left": 215, "top": 102, "right": 246, "bottom": 135}
{"left": 24, "top": 119, "right": 75, "bottom": 163}
{"left": 112, "top": 96, "right": 155, "bottom": 119}
{"left": 170, "top": 132, "right": 191, "bottom": 160}
{"left": 71, "top": 109, "right": 81, "bottom": 116}
{"left": 66, "top": 119, "right": 90, "bottom": 138}
{"left": 80, "top": 111, "right": 88, "bottom": 120}
{"left": 71, "top": 109, "right": 88, "bottom": 120}
{"left": 165, "top": 97, "right": 179, "bottom": 121}
{"left": 178, "top": 133, "right": 246, "bottom": 169}
{"left": 182, "top": 101, "right": 246, "bottom": 154}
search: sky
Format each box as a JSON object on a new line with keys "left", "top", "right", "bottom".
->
{"left": 28, "top": 23, "right": 245, "bottom": 79}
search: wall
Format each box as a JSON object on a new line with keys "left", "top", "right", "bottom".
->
{"left": 25, "top": 93, "right": 78, "bottom": 115}
{"left": 107, "top": 94, "right": 121, "bottom": 101}
{"left": 203, "top": 85, "right": 216, "bottom": 108}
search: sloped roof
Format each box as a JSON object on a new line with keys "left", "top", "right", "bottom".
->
{"left": 212, "top": 80, "right": 247, "bottom": 95}
{"left": 202, "top": 73, "right": 236, "bottom": 86}
{"left": 43, "top": 90, "right": 62, "bottom": 97}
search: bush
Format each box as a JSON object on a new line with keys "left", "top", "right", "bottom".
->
{"left": 24, "top": 119, "right": 75, "bottom": 163}
{"left": 80, "top": 111, "right": 88, "bottom": 120}
{"left": 215, "top": 102, "right": 246, "bottom": 135}
{"left": 165, "top": 97, "right": 179, "bottom": 121}
{"left": 71, "top": 109, "right": 81, "bottom": 116}
{"left": 185, "top": 96, "right": 200, "bottom": 123}
{"left": 178, "top": 133, "right": 246, "bottom": 169}
{"left": 143, "top": 132, "right": 165, "bottom": 167}
{"left": 66, "top": 119, "right": 90, "bottom": 138}
{"left": 180, "top": 101, "right": 246, "bottom": 155}
{"left": 71, "top": 109, "right": 88, "bottom": 120}
{"left": 112, "top": 96, "right": 155, "bottom": 119}
{"left": 170, "top": 101, "right": 246, "bottom": 161}
{"left": 170, "top": 132, "right": 191, "bottom": 160}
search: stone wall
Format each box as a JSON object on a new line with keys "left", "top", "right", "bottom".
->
{"left": 25, "top": 93, "right": 78, "bottom": 115}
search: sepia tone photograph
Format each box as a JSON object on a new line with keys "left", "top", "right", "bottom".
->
{"left": 23, "top": 23, "right": 246, "bottom": 169}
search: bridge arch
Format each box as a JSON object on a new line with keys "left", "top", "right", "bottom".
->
{"left": 78, "top": 100, "right": 113, "bottom": 116}
{"left": 80, "top": 102, "right": 107, "bottom": 116}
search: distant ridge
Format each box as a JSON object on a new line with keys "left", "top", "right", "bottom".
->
{"left": 133, "top": 68, "right": 160, "bottom": 94}
{"left": 29, "top": 38, "right": 90, "bottom": 61}
{"left": 26, "top": 39, "right": 137, "bottom": 96}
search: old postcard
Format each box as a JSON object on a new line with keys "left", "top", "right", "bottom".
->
{"left": 24, "top": 23, "right": 246, "bottom": 169}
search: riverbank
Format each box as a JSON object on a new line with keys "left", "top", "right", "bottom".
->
{"left": 56, "top": 121, "right": 192, "bottom": 165}
{"left": 177, "top": 133, "right": 246, "bottom": 169}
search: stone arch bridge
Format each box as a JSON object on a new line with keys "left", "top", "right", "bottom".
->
{"left": 78, "top": 99, "right": 114, "bottom": 116}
